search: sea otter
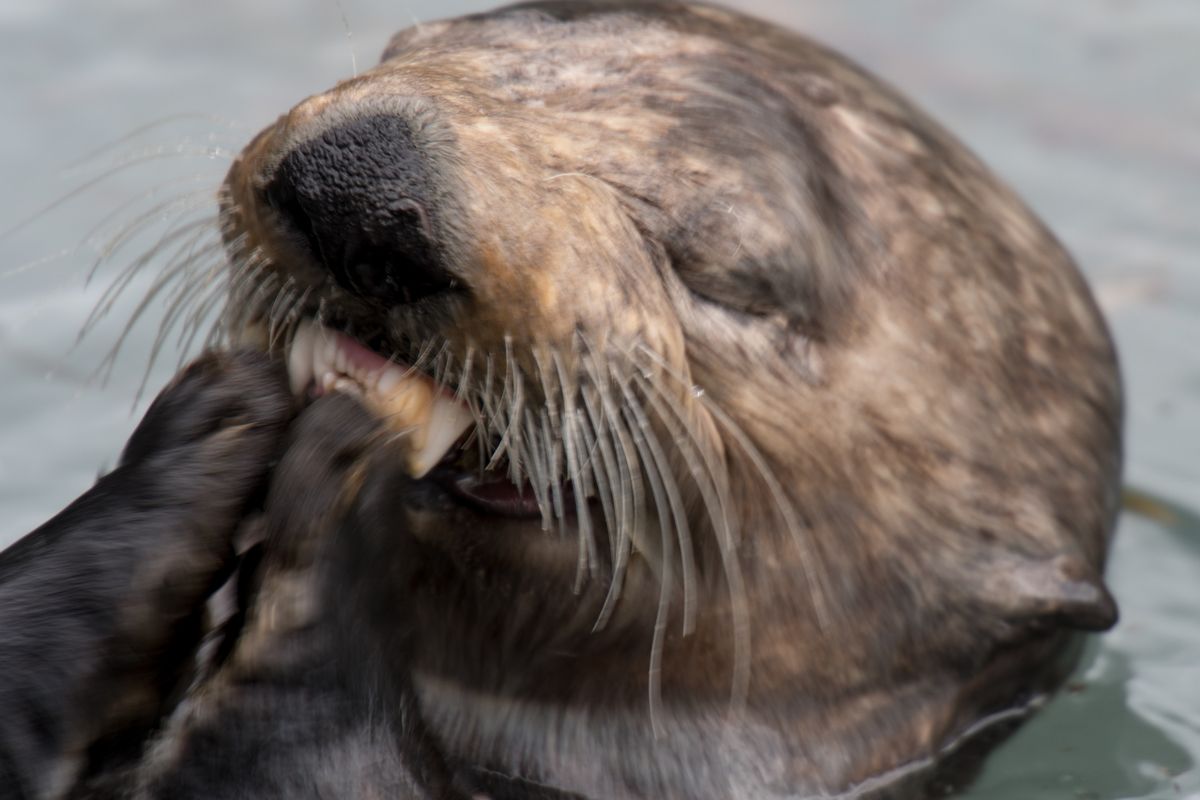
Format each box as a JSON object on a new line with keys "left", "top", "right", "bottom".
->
{"left": 0, "top": 2, "right": 1121, "bottom": 798}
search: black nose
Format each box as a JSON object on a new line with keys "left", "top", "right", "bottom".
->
{"left": 263, "top": 114, "right": 455, "bottom": 305}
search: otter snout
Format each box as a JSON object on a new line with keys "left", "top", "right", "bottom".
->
{"left": 262, "top": 113, "right": 455, "bottom": 305}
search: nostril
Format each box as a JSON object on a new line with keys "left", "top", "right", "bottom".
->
{"left": 261, "top": 113, "right": 461, "bottom": 305}
{"left": 336, "top": 199, "right": 452, "bottom": 304}
{"left": 263, "top": 176, "right": 322, "bottom": 261}
{"left": 347, "top": 257, "right": 396, "bottom": 299}
{"left": 344, "top": 240, "right": 451, "bottom": 305}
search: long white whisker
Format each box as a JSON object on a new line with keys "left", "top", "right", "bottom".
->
{"left": 633, "top": 368, "right": 750, "bottom": 708}
{"left": 635, "top": 342, "right": 831, "bottom": 629}
{"left": 3, "top": 149, "right": 228, "bottom": 241}
{"left": 63, "top": 113, "right": 247, "bottom": 172}
{"left": 613, "top": 380, "right": 672, "bottom": 739}
{"left": 619, "top": 377, "right": 697, "bottom": 637}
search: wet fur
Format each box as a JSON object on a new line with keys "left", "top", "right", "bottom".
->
{"left": 217, "top": 3, "right": 1121, "bottom": 794}
{"left": 0, "top": 353, "right": 293, "bottom": 797}
{"left": 0, "top": 2, "right": 1122, "bottom": 798}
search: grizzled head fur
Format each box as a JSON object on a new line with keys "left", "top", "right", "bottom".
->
{"left": 119, "top": 2, "right": 1123, "bottom": 796}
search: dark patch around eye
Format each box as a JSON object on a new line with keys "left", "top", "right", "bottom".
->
{"left": 650, "top": 66, "right": 867, "bottom": 336}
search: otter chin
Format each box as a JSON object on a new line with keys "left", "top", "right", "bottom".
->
{"left": 207, "top": 1, "right": 1122, "bottom": 797}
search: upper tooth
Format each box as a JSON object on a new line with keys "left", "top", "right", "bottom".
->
{"left": 406, "top": 389, "right": 475, "bottom": 478}
{"left": 285, "top": 320, "right": 472, "bottom": 479}
{"left": 370, "top": 364, "right": 473, "bottom": 478}
{"left": 333, "top": 343, "right": 347, "bottom": 376}
{"left": 318, "top": 329, "right": 338, "bottom": 380}
{"left": 287, "top": 320, "right": 317, "bottom": 396}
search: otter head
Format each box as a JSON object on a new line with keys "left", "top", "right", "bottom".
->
{"left": 215, "top": 2, "right": 1122, "bottom": 793}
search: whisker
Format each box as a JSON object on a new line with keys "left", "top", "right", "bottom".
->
{"left": 84, "top": 221, "right": 219, "bottom": 382}
{"left": 63, "top": 113, "right": 248, "bottom": 171}
{"left": 275, "top": 284, "right": 315, "bottom": 346}
{"left": 329, "top": 0, "right": 360, "bottom": 77}
{"left": 553, "top": 347, "right": 599, "bottom": 588}
{"left": 3, "top": 148, "right": 228, "bottom": 241}
{"left": 266, "top": 278, "right": 298, "bottom": 351}
{"left": 487, "top": 337, "right": 521, "bottom": 474}
{"left": 633, "top": 368, "right": 750, "bottom": 708}
{"left": 634, "top": 342, "right": 832, "bottom": 629}
{"left": 454, "top": 344, "right": 475, "bottom": 404}
{"left": 80, "top": 180, "right": 217, "bottom": 274}
{"left": 577, "top": 378, "right": 621, "bottom": 596}
{"left": 1, "top": 248, "right": 76, "bottom": 280}
{"left": 208, "top": 245, "right": 264, "bottom": 343}
{"left": 78, "top": 214, "right": 216, "bottom": 341}
{"left": 147, "top": 240, "right": 226, "bottom": 357}
{"left": 619, "top": 377, "right": 697, "bottom": 637}
{"left": 541, "top": 408, "right": 567, "bottom": 535}
{"left": 135, "top": 252, "right": 227, "bottom": 406}
{"left": 179, "top": 277, "right": 230, "bottom": 360}
{"left": 586, "top": 347, "right": 641, "bottom": 635}
{"left": 609, "top": 377, "right": 672, "bottom": 739}
{"left": 522, "top": 406, "right": 552, "bottom": 528}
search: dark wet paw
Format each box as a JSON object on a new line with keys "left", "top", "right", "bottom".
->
{"left": 120, "top": 349, "right": 294, "bottom": 473}
{"left": 260, "top": 392, "right": 384, "bottom": 560}
{"left": 102, "top": 350, "right": 296, "bottom": 622}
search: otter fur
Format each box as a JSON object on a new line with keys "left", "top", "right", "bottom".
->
{"left": 0, "top": 3, "right": 1120, "bottom": 798}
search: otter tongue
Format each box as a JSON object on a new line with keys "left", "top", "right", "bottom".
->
{"left": 287, "top": 320, "right": 473, "bottom": 478}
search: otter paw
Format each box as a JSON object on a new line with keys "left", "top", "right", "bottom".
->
{"left": 120, "top": 349, "right": 293, "bottom": 468}
{"left": 101, "top": 350, "right": 295, "bottom": 612}
{"left": 260, "top": 392, "right": 384, "bottom": 560}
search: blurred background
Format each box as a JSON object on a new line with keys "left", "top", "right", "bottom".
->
{"left": 1, "top": 1, "right": 1197, "bottom": 797}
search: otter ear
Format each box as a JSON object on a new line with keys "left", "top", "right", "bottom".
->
{"left": 968, "top": 551, "right": 1118, "bottom": 633}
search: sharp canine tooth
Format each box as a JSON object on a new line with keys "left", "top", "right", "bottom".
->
{"left": 371, "top": 366, "right": 472, "bottom": 478}
{"left": 408, "top": 392, "right": 474, "bottom": 478}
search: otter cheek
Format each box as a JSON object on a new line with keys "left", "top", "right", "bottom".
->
{"left": 286, "top": 319, "right": 473, "bottom": 478}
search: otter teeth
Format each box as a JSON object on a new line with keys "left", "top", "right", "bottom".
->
{"left": 286, "top": 319, "right": 473, "bottom": 478}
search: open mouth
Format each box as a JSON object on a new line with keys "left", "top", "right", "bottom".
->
{"left": 285, "top": 319, "right": 548, "bottom": 518}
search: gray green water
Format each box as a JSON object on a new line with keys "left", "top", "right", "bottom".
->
{"left": 2, "top": 2, "right": 1197, "bottom": 797}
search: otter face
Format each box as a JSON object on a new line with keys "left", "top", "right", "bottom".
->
{"left": 219, "top": 3, "right": 864, "bottom": 654}
{"left": 213, "top": 2, "right": 1122, "bottom": 793}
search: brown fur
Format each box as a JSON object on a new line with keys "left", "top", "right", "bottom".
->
{"left": 206, "top": 2, "right": 1122, "bottom": 797}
